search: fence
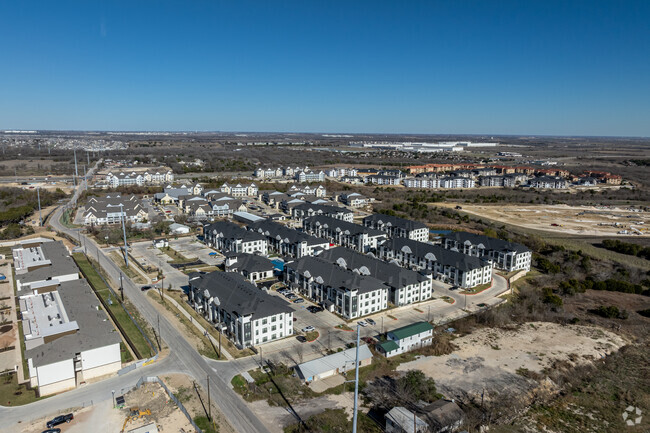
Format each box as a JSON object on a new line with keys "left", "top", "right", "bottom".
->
{"left": 132, "top": 376, "right": 205, "bottom": 433}
{"left": 83, "top": 253, "right": 158, "bottom": 358}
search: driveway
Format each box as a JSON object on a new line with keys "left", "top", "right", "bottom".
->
{"left": 168, "top": 237, "right": 224, "bottom": 266}
{"left": 129, "top": 241, "right": 189, "bottom": 290}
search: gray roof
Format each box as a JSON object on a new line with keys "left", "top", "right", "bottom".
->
{"left": 25, "top": 279, "right": 122, "bottom": 368}
{"left": 248, "top": 220, "right": 329, "bottom": 246}
{"left": 204, "top": 221, "right": 266, "bottom": 243}
{"left": 295, "top": 344, "right": 372, "bottom": 380}
{"left": 363, "top": 214, "right": 427, "bottom": 231}
{"left": 317, "top": 247, "right": 428, "bottom": 289}
{"left": 286, "top": 256, "right": 390, "bottom": 294}
{"left": 443, "top": 231, "right": 530, "bottom": 254}
{"left": 304, "top": 215, "right": 386, "bottom": 238}
{"left": 189, "top": 271, "right": 293, "bottom": 318}
{"left": 14, "top": 241, "right": 79, "bottom": 285}
{"left": 294, "top": 203, "right": 351, "bottom": 216}
{"left": 226, "top": 253, "right": 274, "bottom": 273}
{"left": 383, "top": 238, "right": 490, "bottom": 271}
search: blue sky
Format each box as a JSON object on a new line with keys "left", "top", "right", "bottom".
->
{"left": 1, "top": 1, "right": 649, "bottom": 136}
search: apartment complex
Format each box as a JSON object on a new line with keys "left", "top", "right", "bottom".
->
{"left": 379, "top": 238, "right": 492, "bottom": 289}
{"left": 247, "top": 220, "right": 330, "bottom": 258}
{"left": 317, "top": 247, "right": 433, "bottom": 307}
{"left": 188, "top": 271, "right": 293, "bottom": 348}
{"left": 442, "top": 232, "right": 531, "bottom": 272}
{"left": 203, "top": 221, "right": 268, "bottom": 255}
{"left": 303, "top": 215, "right": 387, "bottom": 253}
{"left": 363, "top": 214, "right": 429, "bottom": 242}
{"left": 83, "top": 194, "right": 147, "bottom": 225}
{"left": 284, "top": 256, "right": 389, "bottom": 319}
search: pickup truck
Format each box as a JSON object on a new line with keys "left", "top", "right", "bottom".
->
{"left": 46, "top": 414, "right": 73, "bottom": 428}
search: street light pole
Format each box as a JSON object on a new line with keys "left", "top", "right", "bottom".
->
{"left": 119, "top": 204, "right": 129, "bottom": 268}
{"left": 112, "top": 389, "right": 115, "bottom": 408}
{"left": 352, "top": 324, "right": 361, "bottom": 433}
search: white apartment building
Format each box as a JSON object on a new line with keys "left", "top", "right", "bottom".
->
{"left": 379, "top": 238, "right": 492, "bottom": 289}
{"left": 442, "top": 231, "right": 531, "bottom": 272}
{"left": 188, "top": 271, "right": 293, "bottom": 348}
{"left": 203, "top": 221, "right": 268, "bottom": 255}
{"left": 363, "top": 214, "right": 429, "bottom": 242}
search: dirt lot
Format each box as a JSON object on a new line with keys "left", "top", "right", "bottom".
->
{"left": 120, "top": 380, "right": 194, "bottom": 432}
{"left": 8, "top": 401, "right": 124, "bottom": 433}
{"left": 398, "top": 321, "right": 626, "bottom": 405}
{"left": 163, "top": 373, "right": 237, "bottom": 433}
{"left": 439, "top": 203, "right": 649, "bottom": 237}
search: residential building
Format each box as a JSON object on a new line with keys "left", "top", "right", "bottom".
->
{"left": 528, "top": 176, "right": 568, "bottom": 189}
{"left": 338, "top": 192, "right": 370, "bottom": 208}
{"left": 247, "top": 220, "right": 330, "bottom": 258}
{"left": 363, "top": 214, "right": 429, "bottom": 242}
{"left": 292, "top": 203, "right": 354, "bottom": 222}
{"left": 294, "top": 344, "right": 373, "bottom": 383}
{"left": 288, "top": 184, "right": 327, "bottom": 197}
{"left": 303, "top": 215, "right": 387, "bottom": 253}
{"left": 379, "top": 238, "right": 492, "bottom": 289}
{"left": 83, "top": 194, "right": 147, "bottom": 226}
{"left": 284, "top": 256, "right": 390, "bottom": 319}
{"left": 442, "top": 232, "right": 531, "bottom": 272}
{"left": 403, "top": 177, "right": 441, "bottom": 189}
{"left": 296, "top": 170, "right": 325, "bottom": 183}
{"left": 220, "top": 183, "right": 258, "bottom": 197}
{"left": 224, "top": 253, "right": 274, "bottom": 282}
{"left": 317, "top": 247, "right": 433, "bottom": 306}
{"left": 188, "top": 271, "right": 293, "bottom": 348}
{"left": 22, "top": 279, "right": 122, "bottom": 396}
{"left": 203, "top": 221, "right": 268, "bottom": 255}
{"left": 376, "top": 321, "right": 433, "bottom": 358}
{"left": 365, "top": 175, "right": 401, "bottom": 185}
{"left": 440, "top": 177, "right": 475, "bottom": 189}
{"left": 169, "top": 223, "right": 190, "bottom": 235}
{"left": 105, "top": 171, "right": 144, "bottom": 188}
{"left": 12, "top": 240, "right": 80, "bottom": 293}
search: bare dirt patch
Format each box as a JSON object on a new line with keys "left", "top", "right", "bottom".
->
{"left": 398, "top": 321, "right": 626, "bottom": 406}
{"left": 438, "top": 203, "right": 649, "bottom": 237}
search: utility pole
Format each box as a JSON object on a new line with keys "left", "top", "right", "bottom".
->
{"left": 37, "top": 187, "right": 42, "bottom": 226}
{"left": 352, "top": 324, "right": 360, "bottom": 433}
{"left": 119, "top": 203, "right": 129, "bottom": 268}
{"left": 207, "top": 375, "right": 211, "bottom": 422}
{"left": 74, "top": 147, "right": 79, "bottom": 178}
{"left": 119, "top": 273, "right": 124, "bottom": 302}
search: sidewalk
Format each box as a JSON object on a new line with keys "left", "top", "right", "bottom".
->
{"left": 162, "top": 293, "right": 234, "bottom": 361}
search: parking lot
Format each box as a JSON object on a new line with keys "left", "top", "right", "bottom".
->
{"left": 168, "top": 236, "right": 224, "bottom": 266}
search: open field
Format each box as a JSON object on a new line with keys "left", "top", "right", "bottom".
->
{"left": 438, "top": 203, "right": 649, "bottom": 237}
{"left": 398, "top": 322, "right": 626, "bottom": 406}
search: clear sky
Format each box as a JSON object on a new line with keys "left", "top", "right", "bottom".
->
{"left": 1, "top": 1, "right": 649, "bottom": 136}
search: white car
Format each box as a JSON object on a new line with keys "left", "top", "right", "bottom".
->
{"left": 301, "top": 326, "right": 315, "bottom": 333}
{"left": 357, "top": 321, "right": 368, "bottom": 327}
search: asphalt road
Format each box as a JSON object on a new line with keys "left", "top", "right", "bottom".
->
{"left": 6, "top": 161, "right": 272, "bottom": 433}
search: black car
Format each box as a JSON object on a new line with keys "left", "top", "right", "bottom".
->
{"left": 46, "top": 414, "right": 73, "bottom": 428}
{"left": 42, "top": 429, "right": 61, "bottom": 433}
{"left": 140, "top": 285, "right": 152, "bottom": 291}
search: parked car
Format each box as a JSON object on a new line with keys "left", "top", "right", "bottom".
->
{"left": 366, "top": 318, "right": 376, "bottom": 325}
{"left": 301, "top": 326, "right": 315, "bottom": 332}
{"left": 41, "top": 429, "right": 61, "bottom": 433}
{"left": 293, "top": 298, "right": 304, "bottom": 304}
{"left": 296, "top": 335, "right": 307, "bottom": 343}
{"left": 140, "top": 285, "right": 152, "bottom": 291}
{"left": 357, "top": 320, "right": 368, "bottom": 327}
{"left": 46, "top": 414, "right": 73, "bottom": 428}
{"left": 208, "top": 252, "right": 217, "bottom": 256}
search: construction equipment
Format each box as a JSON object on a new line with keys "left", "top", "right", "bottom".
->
{"left": 120, "top": 408, "right": 152, "bottom": 433}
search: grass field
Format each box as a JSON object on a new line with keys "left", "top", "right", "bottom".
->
{"left": 73, "top": 253, "right": 154, "bottom": 359}
{"left": 0, "top": 372, "right": 46, "bottom": 406}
